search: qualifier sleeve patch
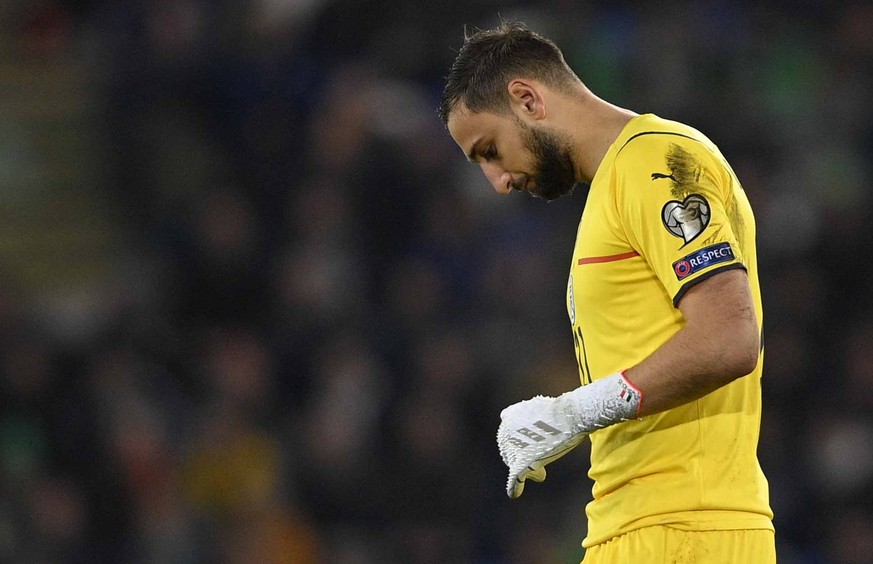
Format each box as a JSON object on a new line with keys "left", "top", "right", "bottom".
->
{"left": 661, "top": 194, "right": 710, "bottom": 246}
{"left": 672, "top": 242, "right": 735, "bottom": 281}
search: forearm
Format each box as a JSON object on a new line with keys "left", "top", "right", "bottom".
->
{"left": 624, "top": 269, "right": 760, "bottom": 417}
{"left": 624, "top": 320, "right": 759, "bottom": 417}
{"left": 563, "top": 322, "right": 758, "bottom": 432}
{"left": 565, "top": 269, "right": 760, "bottom": 427}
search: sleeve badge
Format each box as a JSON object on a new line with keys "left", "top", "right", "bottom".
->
{"left": 662, "top": 194, "right": 710, "bottom": 246}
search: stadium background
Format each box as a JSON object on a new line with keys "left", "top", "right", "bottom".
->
{"left": 1, "top": 1, "right": 872, "bottom": 562}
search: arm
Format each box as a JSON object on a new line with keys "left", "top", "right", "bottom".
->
{"left": 625, "top": 267, "right": 760, "bottom": 417}
{"left": 497, "top": 268, "right": 760, "bottom": 498}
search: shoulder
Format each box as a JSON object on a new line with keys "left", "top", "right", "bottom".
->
{"left": 615, "top": 115, "right": 716, "bottom": 161}
{"left": 613, "top": 116, "right": 729, "bottom": 187}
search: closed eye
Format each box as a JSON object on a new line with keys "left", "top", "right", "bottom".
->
{"left": 482, "top": 145, "right": 498, "bottom": 161}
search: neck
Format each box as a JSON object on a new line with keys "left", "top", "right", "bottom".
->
{"left": 567, "top": 92, "right": 637, "bottom": 183}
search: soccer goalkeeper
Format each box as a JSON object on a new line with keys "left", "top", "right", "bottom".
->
{"left": 439, "top": 21, "right": 775, "bottom": 563}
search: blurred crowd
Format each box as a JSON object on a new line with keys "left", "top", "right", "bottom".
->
{"left": 1, "top": 1, "right": 872, "bottom": 562}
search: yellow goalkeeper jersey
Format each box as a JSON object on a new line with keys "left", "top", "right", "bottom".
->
{"left": 566, "top": 114, "right": 773, "bottom": 547}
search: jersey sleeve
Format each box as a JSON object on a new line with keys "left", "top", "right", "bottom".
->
{"left": 613, "top": 134, "right": 746, "bottom": 306}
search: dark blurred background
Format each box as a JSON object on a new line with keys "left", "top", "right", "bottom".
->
{"left": 1, "top": 0, "right": 872, "bottom": 562}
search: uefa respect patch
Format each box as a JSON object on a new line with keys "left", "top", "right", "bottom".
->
{"left": 672, "top": 242, "right": 735, "bottom": 281}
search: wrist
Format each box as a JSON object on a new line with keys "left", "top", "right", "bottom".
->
{"left": 562, "top": 371, "right": 643, "bottom": 433}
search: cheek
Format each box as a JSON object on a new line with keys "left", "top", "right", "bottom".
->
{"left": 506, "top": 140, "right": 537, "bottom": 171}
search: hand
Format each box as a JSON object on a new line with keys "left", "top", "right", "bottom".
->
{"left": 496, "top": 372, "right": 642, "bottom": 498}
{"left": 496, "top": 394, "right": 589, "bottom": 499}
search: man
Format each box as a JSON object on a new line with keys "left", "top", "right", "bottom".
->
{"left": 438, "top": 21, "right": 774, "bottom": 562}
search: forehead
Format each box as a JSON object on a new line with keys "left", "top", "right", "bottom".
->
{"left": 446, "top": 104, "right": 514, "bottom": 155}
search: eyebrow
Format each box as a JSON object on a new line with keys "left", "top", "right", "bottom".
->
{"left": 466, "top": 138, "right": 485, "bottom": 163}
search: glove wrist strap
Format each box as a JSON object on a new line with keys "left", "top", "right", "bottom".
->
{"left": 562, "top": 371, "right": 643, "bottom": 433}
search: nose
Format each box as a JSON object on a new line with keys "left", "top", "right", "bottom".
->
{"left": 480, "top": 162, "right": 513, "bottom": 195}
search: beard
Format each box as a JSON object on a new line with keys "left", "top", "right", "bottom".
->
{"left": 515, "top": 120, "right": 578, "bottom": 201}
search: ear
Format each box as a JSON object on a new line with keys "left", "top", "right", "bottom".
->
{"left": 507, "top": 79, "right": 546, "bottom": 121}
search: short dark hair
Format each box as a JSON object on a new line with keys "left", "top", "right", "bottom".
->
{"left": 438, "top": 21, "right": 579, "bottom": 125}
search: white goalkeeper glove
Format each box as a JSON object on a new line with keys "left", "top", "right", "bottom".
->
{"left": 496, "top": 371, "right": 642, "bottom": 498}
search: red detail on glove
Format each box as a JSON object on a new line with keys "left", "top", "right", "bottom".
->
{"left": 620, "top": 370, "right": 644, "bottom": 418}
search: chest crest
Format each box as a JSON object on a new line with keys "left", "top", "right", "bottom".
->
{"left": 567, "top": 273, "right": 576, "bottom": 325}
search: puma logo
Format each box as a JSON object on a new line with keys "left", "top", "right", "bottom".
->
{"left": 651, "top": 172, "right": 677, "bottom": 182}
